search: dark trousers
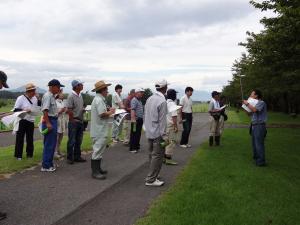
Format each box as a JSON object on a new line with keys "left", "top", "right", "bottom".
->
{"left": 251, "top": 124, "right": 267, "bottom": 165}
{"left": 180, "top": 113, "right": 193, "bottom": 145}
{"left": 42, "top": 118, "right": 57, "bottom": 168}
{"left": 130, "top": 118, "right": 143, "bottom": 150}
{"left": 14, "top": 119, "right": 35, "bottom": 158}
{"left": 67, "top": 121, "right": 84, "bottom": 160}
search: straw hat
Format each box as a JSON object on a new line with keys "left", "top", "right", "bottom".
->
{"left": 25, "top": 83, "right": 37, "bottom": 92}
{"left": 92, "top": 80, "right": 111, "bottom": 92}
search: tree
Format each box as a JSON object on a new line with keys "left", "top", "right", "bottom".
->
{"left": 223, "top": 0, "right": 300, "bottom": 113}
{"left": 141, "top": 88, "right": 153, "bottom": 105}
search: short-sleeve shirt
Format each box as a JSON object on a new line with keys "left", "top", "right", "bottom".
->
{"left": 252, "top": 100, "right": 267, "bottom": 123}
{"left": 14, "top": 95, "right": 38, "bottom": 122}
{"left": 180, "top": 95, "right": 193, "bottom": 113}
{"left": 167, "top": 99, "right": 178, "bottom": 125}
{"left": 90, "top": 94, "right": 109, "bottom": 138}
{"left": 112, "top": 92, "right": 122, "bottom": 109}
{"left": 131, "top": 97, "right": 143, "bottom": 119}
{"left": 67, "top": 91, "right": 84, "bottom": 121}
{"left": 41, "top": 91, "right": 57, "bottom": 117}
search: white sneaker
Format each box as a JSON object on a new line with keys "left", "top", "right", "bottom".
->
{"left": 129, "top": 150, "right": 138, "bottom": 153}
{"left": 17, "top": 158, "right": 22, "bottom": 161}
{"left": 145, "top": 179, "right": 165, "bottom": 187}
{"left": 41, "top": 167, "right": 56, "bottom": 172}
{"left": 112, "top": 139, "right": 119, "bottom": 143}
{"left": 186, "top": 144, "right": 192, "bottom": 148}
{"left": 180, "top": 144, "right": 188, "bottom": 148}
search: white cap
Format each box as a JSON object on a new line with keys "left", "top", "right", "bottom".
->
{"left": 135, "top": 88, "right": 145, "bottom": 92}
{"left": 155, "top": 79, "right": 169, "bottom": 88}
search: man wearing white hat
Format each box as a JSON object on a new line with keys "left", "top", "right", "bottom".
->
{"left": 90, "top": 81, "right": 115, "bottom": 180}
{"left": 144, "top": 79, "right": 168, "bottom": 186}
{"left": 13, "top": 83, "right": 39, "bottom": 160}
{"left": 66, "top": 80, "right": 86, "bottom": 164}
{"left": 129, "top": 88, "right": 144, "bottom": 153}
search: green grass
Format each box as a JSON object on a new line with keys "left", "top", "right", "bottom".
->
{"left": 0, "top": 132, "right": 93, "bottom": 174}
{"left": 193, "top": 103, "right": 209, "bottom": 113}
{"left": 227, "top": 108, "right": 300, "bottom": 125}
{"left": 136, "top": 128, "right": 300, "bottom": 225}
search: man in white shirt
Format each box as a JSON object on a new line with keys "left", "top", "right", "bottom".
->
{"left": 208, "top": 91, "right": 222, "bottom": 146}
{"left": 13, "top": 83, "right": 39, "bottom": 160}
{"left": 111, "top": 84, "right": 125, "bottom": 143}
{"left": 179, "top": 87, "right": 194, "bottom": 148}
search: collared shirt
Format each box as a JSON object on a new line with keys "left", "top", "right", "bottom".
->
{"left": 67, "top": 91, "right": 84, "bottom": 120}
{"left": 167, "top": 99, "right": 178, "bottom": 125}
{"left": 131, "top": 97, "right": 143, "bottom": 119}
{"left": 41, "top": 91, "right": 57, "bottom": 117}
{"left": 144, "top": 91, "right": 168, "bottom": 139}
{"left": 90, "top": 94, "right": 109, "bottom": 138}
{"left": 112, "top": 92, "right": 122, "bottom": 109}
{"left": 208, "top": 98, "right": 220, "bottom": 111}
{"left": 252, "top": 100, "right": 267, "bottom": 123}
{"left": 180, "top": 95, "right": 193, "bottom": 113}
{"left": 14, "top": 95, "right": 38, "bottom": 122}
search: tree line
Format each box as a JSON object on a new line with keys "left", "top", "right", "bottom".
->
{"left": 222, "top": 0, "right": 300, "bottom": 114}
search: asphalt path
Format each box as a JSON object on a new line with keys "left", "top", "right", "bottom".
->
{"left": 0, "top": 113, "right": 209, "bottom": 225}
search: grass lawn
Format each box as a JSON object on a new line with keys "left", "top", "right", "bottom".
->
{"left": 193, "top": 103, "right": 209, "bottom": 113}
{"left": 0, "top": 132, "right": 94, "bottom": 174}
{"left": 227, "top": 108, "right": 300, "bottom": 125}
{"left": 136, "top": 128, "right": 300, "bottom": 225}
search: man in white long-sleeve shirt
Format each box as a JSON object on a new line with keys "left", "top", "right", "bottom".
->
{"left": 144, "top": 79, "right": 168, "bottom": 187}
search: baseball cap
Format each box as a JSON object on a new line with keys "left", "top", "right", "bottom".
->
{"left": 135, "top": 88, "right": 145, "bottom": 92}
{"left": 0, "top": 71, "right": 9, "bottom": 88}
{"left": 48, "top": 79, "right": 65, "bottom": 87}
{"left": 155, "top": 79, "right": 169, "bottom": 88}
{"left": 71, "top": 80, "right": 84, "bottom": 88}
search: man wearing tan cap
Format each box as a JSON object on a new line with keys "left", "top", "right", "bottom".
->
{"left": 13, "top": 83, "right": 39, "bottom": 160}
{"left": 90, "top": 81, "right": 115, "bottom": 180}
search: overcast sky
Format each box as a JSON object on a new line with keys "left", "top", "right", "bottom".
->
{"left": 0, "top": 0, "right": 266, "bottom": 98}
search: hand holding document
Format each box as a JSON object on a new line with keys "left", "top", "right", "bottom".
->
{"left": 242, "top": 98, "right": 258, "bottom": 112}
{"left": 220, "top": 105, "right": 228, "bottom": 110}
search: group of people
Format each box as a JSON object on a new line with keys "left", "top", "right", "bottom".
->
{"left": 0, "top": 70, "right": 267, "bottom": 221}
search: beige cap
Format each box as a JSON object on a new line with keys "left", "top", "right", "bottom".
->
{"left": 25, "top": 83, "right": 37, "bottom": 92}
{"left": 92, "top": 80, "right": 112, "bottom": 92}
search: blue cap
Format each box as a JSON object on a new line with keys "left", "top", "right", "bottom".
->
{"left": 71, "top": 80, "right": 84, "bottom": 88}
{"left": 48, "top": 79, "right": 65, "bottom": 87}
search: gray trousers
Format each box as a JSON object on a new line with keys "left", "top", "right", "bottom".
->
{"left": 146, "top": 137, "right": 165, "bottom": 183}
{"left": 112, "top": 122, "right": 123, "bottom": 139}
{"left": 251, "top": 124, "right": 266, "bottom": 165}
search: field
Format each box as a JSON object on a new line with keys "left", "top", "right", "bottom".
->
{"left": 136, "top": 128, "right": 300, "bottom": 225}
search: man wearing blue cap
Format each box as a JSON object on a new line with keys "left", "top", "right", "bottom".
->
{"left": 41, "top": 79, "right": 65, "bottom": 172}
{"left": 66, "top": 80, "right": 86, "bottom": 164}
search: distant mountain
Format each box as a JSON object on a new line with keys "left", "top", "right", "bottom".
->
{"left": 10, "top": 86, "right": 47, "bottom": 94}
{"left": 176, "top": 88, "right": 211, "bottom": 101}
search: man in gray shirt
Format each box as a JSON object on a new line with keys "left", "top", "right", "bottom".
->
{"left": 41, "top": 79, "right": 65, "bottom": 172}
{"left": 67, "top": 80, "right": 86, "bottom": 164}
{"left": 243, "top": 89, "right": 267, "bottom": 167}
{"left": 144, "top": 79, "right": 168, "bottom": 187}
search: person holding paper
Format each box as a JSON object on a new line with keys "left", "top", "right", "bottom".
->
{"left": 165, "top": 89, "right": 181, "bottom": 165}
{"left": 243, "top": 89, "right": 267, "bottom": 167}
{"left": 55, "top": 92, "right": 67, "bottom": 158}
{"left": 90, "top": 81, "right": 115, "bottom": 179}
{"left": 129, "top": 88, "right": 144, "bottom": 153}
{"left": 13, "top": 83, "right": 39, "bottom": 160}
{"left": 123, "top": 89, "right": 135, "bottom": 145}
{"left": 0, "top": 70, "right": 8, "bottom": 221}
{"left": 208, "top": 91, "right": 223, "bottom": 146}
{"left": 111, "top": 84, "right": 125, "bottom": 143}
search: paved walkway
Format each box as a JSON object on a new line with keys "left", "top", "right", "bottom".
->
{"left": 0, "top": 113, "right": 209, "bottom": 225}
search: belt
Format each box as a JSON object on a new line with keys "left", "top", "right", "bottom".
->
{"left": 251, "top": 122, "right": 265, "bottom": 126}
{"left": 48, "top": 116, "right": 58, "bottom": 120}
